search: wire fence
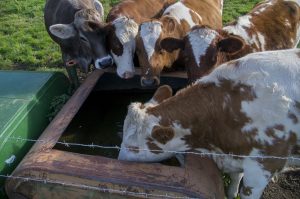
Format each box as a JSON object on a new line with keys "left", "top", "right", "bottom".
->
{"left": 4, "top": 135, "right": 300, "bottom": 161}
{"left": 1, "top": 135, "right": 300, "bottom": 199}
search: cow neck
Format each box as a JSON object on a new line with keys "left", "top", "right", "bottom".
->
{"left": 146, "top": 83, "right": 216, "bottom": 130}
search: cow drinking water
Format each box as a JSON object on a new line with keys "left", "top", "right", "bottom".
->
{"left": 135, "top": 0, "right": 224, "bottom": 87}
{"left": 44, "top": 0, "right": 113, "bottom": 72}
{"left": 87, "top": 0, "right": 177, "bottom": 79}
{"left": 118, "top": 49, "right": 300, "bottom": 199}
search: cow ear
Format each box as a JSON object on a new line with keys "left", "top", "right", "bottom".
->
{"left": 151, "top": 125, "right": 175, "bottom": 144}
{"left": 50, "top": 24, "right": 76, "bottom": 39}
{"left": 160, "top": 37, "right": 185, "bottom": 53}
{"left": 217, "top": 36, "right": 245, "bottom": 54}
{"left": 94, "top": 0, "right": 104, "bottom": 19}
{"left": 152, "top": 85, "right": 173, "bottom": 104}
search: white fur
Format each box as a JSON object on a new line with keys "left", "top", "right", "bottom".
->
{"left": 112, "top": 17, "right": 138, "bottom": 77}
{"left": 241, "top": 150, "right": 272, "bottom": 199}
{"left": 139, "top": 1, "right": 202, "bottom": 61}
{"left": 140, "top": 22, "right": 162, "bottom": 61}
{"left": 118, "top": 101, "right": 192, "bottom": 162}
{"left": 223, "top": 15, "right": 254, "bottom": 45}
{"left": 188, "top": 28, "right": 218, "bottom": 67}
{"left": 163, "top": 2, "right": 202, "bottom": 27}
{"left": 198, "top": 49, "right": 300, "bottom": 145}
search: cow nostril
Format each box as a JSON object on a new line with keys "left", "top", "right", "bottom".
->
{"left": 141, "top": 77, "right": 156, "bottom": 87}
{"left": 96, "top": 57, "right": 114, "bottom": 69}
{"left": 66, "top": 60, "right": 77, "bottom": 67}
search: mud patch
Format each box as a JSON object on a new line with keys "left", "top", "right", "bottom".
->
{"left": 262, "top": 169, "right": 300, "bottom": 199}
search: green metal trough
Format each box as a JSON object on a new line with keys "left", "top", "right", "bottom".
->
{"left": 0, "top": 71, "right": 69, "bottom": 197}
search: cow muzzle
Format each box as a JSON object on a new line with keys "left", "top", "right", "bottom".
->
{"left": 141, "top": 76, "right": 160, "bottom": 87}
{"left": 95, "top": 56, "right": 113, "bottom": 69}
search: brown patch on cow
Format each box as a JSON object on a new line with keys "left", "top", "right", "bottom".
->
{"left": 152, "top": 85, "right": 173, "bottom": 103}
{"left": 246, "top": 0, "right": 300, "bottom": 51}
{"left": 146, "top": 138, "right": 163, "bottom": 154}
{"left": 127, "top": 146, "right": 140, "bottom": 154}
{"left": 147, "top": 79, "right": 260, "bottom": 156}
{"left": 265, "top": 125, "right": 285, "bottom": 138}
{"left": 189, "top": 10, "right": 202, "bottom": 25}
{"left": 297, "top": 52, "right": 300, "bottom": 58}
{"left": 151, "top": 125, "right": 175, "bottom": 144}
{"left": 107, "top": 0, "right": 177, "bottom": 23}
{"left": 106, "top": 26, "right": 124, "bottom": 56}
{"left": 288, "top": 112, "right": 298, "bottom": 124}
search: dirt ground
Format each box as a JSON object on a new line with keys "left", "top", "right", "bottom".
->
{"left": 262, "top": 169, "right": 300, "bottom": 199}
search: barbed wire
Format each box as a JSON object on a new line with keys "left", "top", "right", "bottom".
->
{"left": 0, "top": 174, "right": 199, "bottom": 199}
{"left": 4, "top": 136, "right": 300, "bottom": 161}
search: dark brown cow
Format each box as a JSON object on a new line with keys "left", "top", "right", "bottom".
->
{"left": 161, "top": 0, "right": 300, "bottom": 82}
{"left": 118, "top": 49, "right": 300, "bottom": 199}
{"left": 135, "top": 0, "right": 223, "bottom": 86}
{"left": 44, "top": 0, "right": 113, "bottom": 72}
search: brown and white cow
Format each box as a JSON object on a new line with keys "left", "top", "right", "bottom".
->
{"left": 88, "top": 0, "right": 177, "bottom": 79}
{"left": 161, "top": 0, "right": 300, "bottom": 82}
{"left": 135, "top": 0, "right": 223, "bottom": 86}
{"left": 44, "top": 0, "right": 113, "bottom": 72}
{"left": 118, "top": 49, "right": 300, "bottom": 199}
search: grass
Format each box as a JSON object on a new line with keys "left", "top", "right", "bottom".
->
{"left": 0, "top": 0, "right": 284, "bottom": 71}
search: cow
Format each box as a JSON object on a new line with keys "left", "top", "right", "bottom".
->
{"left": 161, "top": 0, "right": 300, "bottom": 82}
{"left": 44, "top": 0, "right": 113, "bottom": 72}
{"left": 118, "top": 48, "right": 300, "bottom": 199}
{"left": 135, "top": 0, "right": 223, "bottom": 87}
{"left": 87, "top": 0, "right": 177, "bottom": 79}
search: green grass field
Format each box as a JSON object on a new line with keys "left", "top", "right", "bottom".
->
{"left": 0, "top": 0, "right": 270, "bottom": 71}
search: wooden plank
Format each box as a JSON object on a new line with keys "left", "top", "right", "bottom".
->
{"left": 5, "top": 70, "right": 224, "bottom": 199}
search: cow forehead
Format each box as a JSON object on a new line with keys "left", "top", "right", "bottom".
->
{"left": 140, "top": 22, "right": 162, "bottom": 61}
{"left": 113, "top": 17, "right": 138, "bottom": 45}
{"left": 188, "top": 28, "right": 219, "bottom": 66}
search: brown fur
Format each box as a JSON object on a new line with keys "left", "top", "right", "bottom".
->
{"left": 152, "top": 85, "right": 173, "bottom": 103}
{"left": 145, "top": 81, "right": 296, "bottom": 171}
{"left": 185, "top": 0, "right": 300, "bottom": 82}
{"left": 106, "top": 0, "right": 177, "bottom": 57}
{"left": 151, "top": 126, "right": 175, "bottom": 144}
{"left": 137, "top": 0, "right": 223, "bottom": 84}
{"left": 147, "top": 138, "right": 163, "bottom": 154}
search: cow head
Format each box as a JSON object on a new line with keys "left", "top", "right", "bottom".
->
{"left": 136, "top": 17, "right": 182, "bottom": 87}
{"left": 161, "top": 26, "right": 245, "bottom": 82}
{"left": 49, "top": 0, "right": 113, "bottom": 72}
{"left": 118, "top": 85, "right": 190, "bottom": 162}
{"left": 107, "top": 17, "right": 139, "bottom": 79}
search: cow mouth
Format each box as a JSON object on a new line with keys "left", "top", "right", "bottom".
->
{"left": 140, "top": 76, "right": 160, "bottom": 87}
